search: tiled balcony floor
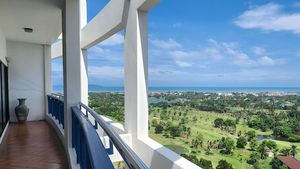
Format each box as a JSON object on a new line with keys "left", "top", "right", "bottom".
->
{"left": 0, "top": 121, "right": 68, "bottom": 169}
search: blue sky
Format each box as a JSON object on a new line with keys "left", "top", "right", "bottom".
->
{"left": 52, "top": 0, "right": 300, "bottom": 87}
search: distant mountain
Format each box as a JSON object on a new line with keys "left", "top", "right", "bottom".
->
{"left": 53, "top": 85, "right": 124, "bottom": 92}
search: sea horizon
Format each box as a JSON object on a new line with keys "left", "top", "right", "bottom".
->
{"left": 53, "top": 85, "right": 300, "bottom": 93}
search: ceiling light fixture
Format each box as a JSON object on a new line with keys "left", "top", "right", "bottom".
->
{"left": 23, "top": 27, "right": 33, "bottom": 33}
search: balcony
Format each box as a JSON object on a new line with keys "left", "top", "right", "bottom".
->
{"left": 0, "top": 0, "right": 200, "bottom": 169}
{"left": 0, "top": 121, "right": 68, "bottom": 169}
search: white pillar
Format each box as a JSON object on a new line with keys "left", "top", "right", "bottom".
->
{"left": 124, "top": 2, "right": 149, "bottom": 140}
{"left": 43, "top": 45, "right": 52, "bottom": 115}
{"left": 80, "top": 49, "right": 88, "bottom": 105}
{"left": 80, "top": 0, "right": 88, "bottom": 105}
{"left": 62, "top": 0, "right": 87, "bottom": 167}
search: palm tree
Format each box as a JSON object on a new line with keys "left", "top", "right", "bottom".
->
{"left": 257, "top": 143, "right": 267, "bottom": 159}
{"left": 291, "top": 145, "right": 297, "bottom": 157}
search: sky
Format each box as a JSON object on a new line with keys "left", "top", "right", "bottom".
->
{"left": 52, "top": 0, "right": 300, "bottom": 87}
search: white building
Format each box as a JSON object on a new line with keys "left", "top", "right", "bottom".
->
{"left": 0, "top": 0, "right": 201, "bottom": 169}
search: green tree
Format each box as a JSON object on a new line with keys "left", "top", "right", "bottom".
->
{"left": 273, "top": 126, "right": 293, "bottom": 138}
{"left": 288, "top": 135, "right": 300, "bottom": 142}
{"left": 216, "top": 160, "right": 233, "bottom": 169}
{"left": 151, "top": 119, "right": 158, "bottom": 127}
{"left": 257, "top": 142, "right": 268, "bottom": 159}
{"left": 218, "top": 137, "right": 235, "bottom": 154}
{"left": 236, "top": 137, "right": 247, "bottom": 148}
{"left": 214, "top": 118, "right": 224, "bottom": 128}
{"left": 291, "top": 145, "right": 297, "bottom": 157}
{"left": 192, "top": 134, "right": 204, "bottom": 149}
{"left": 224, "top": 119, "right": 236, "bottom": 128}
{"left": 155, "top": 124, "right": 164, "bottom": 134}
{"left": 270, "top": 157, "right": 282, "bottom": 169}
{"left": 181, "top": 154, "right": 213, "bottom": 169}
{"left": 250, "top": 139, "right": 258, "bottom": 150}
{"left": 181, "top": 154, "right": 198, "bottom": 165}
{"left": 280, "top": 148, "right": 291, "bottom": 156}
{"left": 198, "top": 158, "right": 213, "bottom": 169}
{"left": 247, "top": 130, "right": 256, "bottom": 141}
{"left": 181, "top": 126, "right": 191, "bottom": 138}
{"left": 169, "top": 125, "right": 182, "bottom": 138}
{"left": 247, "top": 152, "right": 260, "bottom": 165}
{"left": 265, "top": 140, "right": 277, "bottom": 150}
{"left": 253, "top": 162, "right": 260, "bottom": 169}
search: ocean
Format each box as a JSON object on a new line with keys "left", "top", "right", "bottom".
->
{"left": 53, "top": 85, "right": 300, "bottom": 93}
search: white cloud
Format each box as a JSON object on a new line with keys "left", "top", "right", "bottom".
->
{"left": 88, "top": 66, "right": 123, "bottom": 79}
{"left": 88, "top": 41, "right": 124, "bottom": 63}
{"left": 169, "top": 50, "right": 200, "bottom": 67}
{"left": 203, "top": 39, "right": 282, "bottom": 67}
{"left": 169, "top": 50, "right": 198, "bottom": 59}
{"left": 234, "top": 3, "right": 300, "bottom": 35}
{"left": 151, "top": 39, "right": 181, "bottom": 49}
{"left": 258, "top": 56, "right": 276, "bottom": 66}
{"left": 202, "top": 47, "right": 223, "bottom": 61}
{"left": 252, "top": 47, "right": 266, "bottom": 55}
{"left": 149, "top": 65, "right": 299, "bottom": 86}
{"left": 100, "top": 33, "right": 124, "bottom": 46}
{"left": 175, "top": 61, "right": 193, "bottom": 68}
{"left": 153, "top": 37, "right": 284, "bottom": 69}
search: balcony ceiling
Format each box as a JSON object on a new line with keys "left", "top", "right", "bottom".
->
{"left": 0, "top": 0, "right": 62, "bottom": 45}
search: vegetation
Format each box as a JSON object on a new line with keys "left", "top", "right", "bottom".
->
{"left": 216, "top": 160, "right": 233, "bottom": 169}
{"left": 89, "top": 92, "right": 300, "bottom": 169}
{"left": 236, "top": 137, "right": 247, "bottom": 148}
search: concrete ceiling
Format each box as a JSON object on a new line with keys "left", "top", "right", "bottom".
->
{"left": 0, "top": 0, "right": 62, "bottom": 45}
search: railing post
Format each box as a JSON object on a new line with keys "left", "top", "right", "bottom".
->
{"left": 62, "top": 102, "right": 65, "bottom": 128}
{"left": 72, "top": 110, "right": 75, "bottom": 148}
{"left": 94, "top": 119, "right": 98, "bottom": 129}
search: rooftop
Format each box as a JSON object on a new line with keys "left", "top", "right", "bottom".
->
{"left": 278, "top": 156, "right": 300, "bottom": 169}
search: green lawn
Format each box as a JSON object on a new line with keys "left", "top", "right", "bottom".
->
{"left": 149, "top": 106, "right": 300, "bottom": 169}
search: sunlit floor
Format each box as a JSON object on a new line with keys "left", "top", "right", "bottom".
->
{"left": 0, "top": 121, "right": 68, "bottom": 169}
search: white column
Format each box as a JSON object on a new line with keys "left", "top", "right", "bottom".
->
{"left": 43, "top": 45, "right": 52, "bottom": 115}
{"left": 62, "top": 0, "right": 87, "bottom": 167}
{"left": 124, "top": 2, "right": 149, "bottom": 140}
{"left": 80, "top": 49, "right": 88, "bottom": 105}
{"left": 80, "top": 0, "right": 88, "bottom": 105}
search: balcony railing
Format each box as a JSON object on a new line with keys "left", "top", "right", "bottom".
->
{"left": 47, "top": 94, "right": 148, "bottom": 169}
{"left": 72, "top": 104, "right": 114, "bottom": 169}
{"left": 47, "top": 94, "right": 64, "bottom": 128}
{"left": 72, "top": 103, "right": 148, "bottom": 169}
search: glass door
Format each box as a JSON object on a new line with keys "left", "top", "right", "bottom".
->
{"left": 0, "top": 62, "right": 8, "bottom": 137}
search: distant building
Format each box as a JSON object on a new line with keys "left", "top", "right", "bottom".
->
{"left": 277, "top": 156, "right": 300, "bottom": 169}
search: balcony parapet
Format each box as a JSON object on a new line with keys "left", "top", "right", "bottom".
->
{"left": 71, "top": 104, "right": 114, "bottom": 169}
{"left": 74, "top": 103, "right": 148, "bottom": 169}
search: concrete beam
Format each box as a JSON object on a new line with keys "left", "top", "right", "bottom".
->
{"left": 80, "top": 0, "right": 125, "bottom": 49}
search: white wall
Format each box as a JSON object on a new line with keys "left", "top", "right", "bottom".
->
{"left": 0, "top": 28, "right": 7, "bottom": 65}
{"left": 7, "top": 41, "right": 45, "bottom": 122}
{"left": 133, "top": 138, "right": 201, "bottom": 169}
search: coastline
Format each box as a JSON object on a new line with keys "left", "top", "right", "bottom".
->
{"left": 53, "top": 86, "right": 300, "bottom": 94}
